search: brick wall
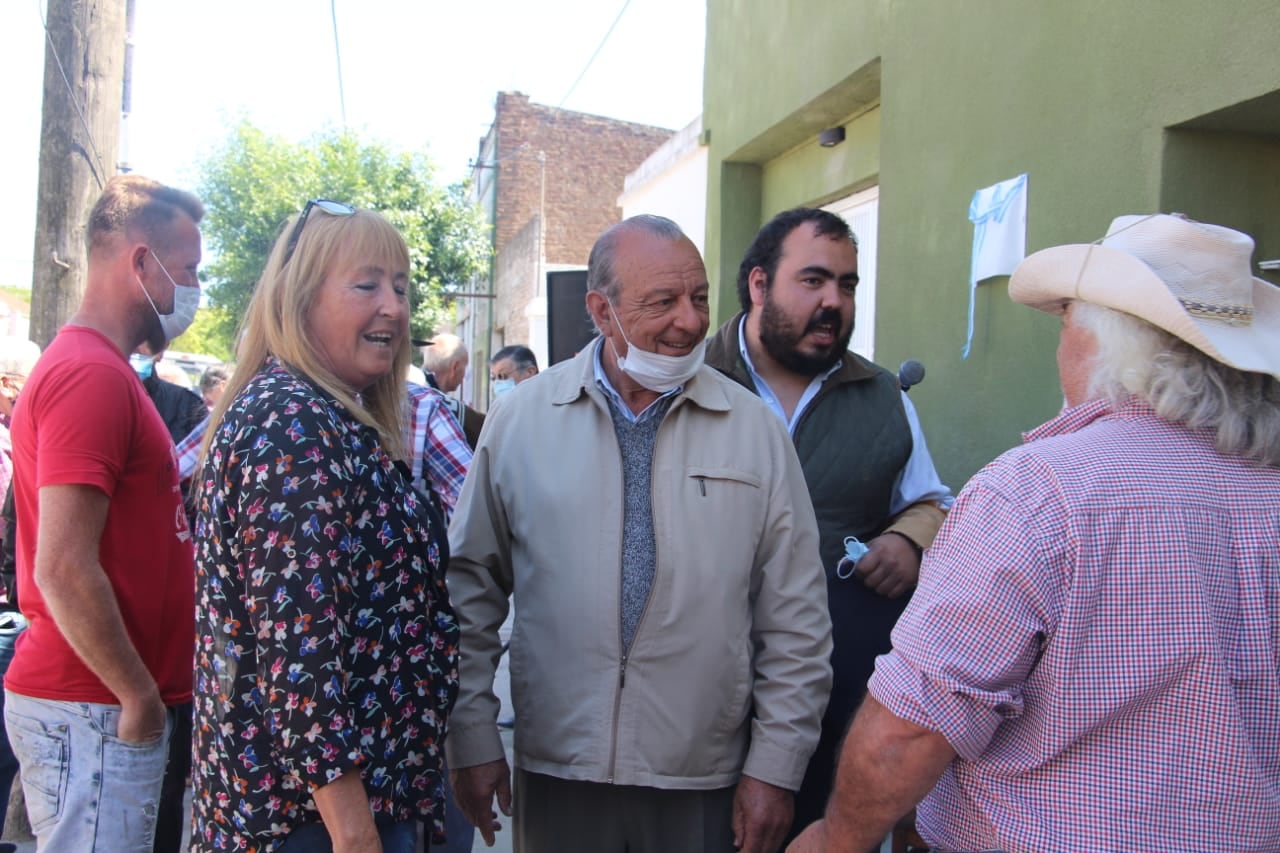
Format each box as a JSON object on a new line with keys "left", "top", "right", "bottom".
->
{"left": 492, "top": 217, "right": 540, "bottom": 345}
{"left": 491, "top": 91, "right": 674, "bottom": 266}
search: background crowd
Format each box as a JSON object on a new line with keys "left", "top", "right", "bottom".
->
{"left": 0, "top": 175, "right": 1274, "bottom": 853}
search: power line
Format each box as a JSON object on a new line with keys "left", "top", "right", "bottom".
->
{"left": 331, "top": 0, "right": 347, "bottom": 128}
{"left": 36, "top": 0, "right": 109, "bottom": 188}
{"left": 558, "top": 0, "right": 631, "bottom": 108}
{"left": 467, "top": 142, "right": 534, "bottom": 171}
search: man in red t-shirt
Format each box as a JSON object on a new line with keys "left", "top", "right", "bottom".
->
{"left": 5, "top": 175, "right": 203, "bottom": 852}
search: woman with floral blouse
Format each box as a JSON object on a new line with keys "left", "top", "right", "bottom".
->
{"left": 190, "top": 201, "right": 459, "bottom": 853}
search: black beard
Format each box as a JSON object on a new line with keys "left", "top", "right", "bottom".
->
{"left": 757, "top": 295, "right": 853, "bottom": 377}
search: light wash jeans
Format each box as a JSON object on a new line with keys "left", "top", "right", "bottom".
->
{"left": 275, "top": 819, "right": 417, "bottom": 853}
{"left": 4, "top": 691, "right": 172, "bottom": 853}
{"left": 0, "top": 612, "right": 28, "bottom": 837}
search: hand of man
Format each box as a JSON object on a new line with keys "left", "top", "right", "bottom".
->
{"left": 786, "top": 818, "right": 828, "bottom": 852}
{"left": 731, "top": 774, "right": 793, "bottom": 853}
{"left": 852, "top": 533, "right": 921, "bottom": 599}
{"left": 116, "top": 688, "right": 166, "bottom": 745}
{"left": 451, "top": 758, "right": 512, "bottom": 847}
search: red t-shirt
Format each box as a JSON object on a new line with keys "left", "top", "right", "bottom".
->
{"left": 7, "top": 326, "right": 194, "bottom": 704}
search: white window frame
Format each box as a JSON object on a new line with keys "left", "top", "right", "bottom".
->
{"left": 823, "top": 185, "right": 879, "bottom": 361}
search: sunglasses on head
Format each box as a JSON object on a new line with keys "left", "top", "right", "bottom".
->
{"left": 283, "top": 199, "right": 356, "bottom": 267}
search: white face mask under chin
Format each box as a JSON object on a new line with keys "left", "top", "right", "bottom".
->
{"left": 607, "top": 302, "right": 706, "bottom": 393}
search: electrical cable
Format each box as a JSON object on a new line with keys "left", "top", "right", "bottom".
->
{"left": 468, "top": 141, "right": 534, "bottom": 171}
{"left": 558, "top": 0, "right": 631, "bottom": 108}
{"left": 330, "top": 0, "right": 347, "bottom": 128}
{"left": 36, "top": 0, "right": 109, "bottom": 188}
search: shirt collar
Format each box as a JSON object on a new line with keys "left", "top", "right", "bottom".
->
{"left": 736, "top": 315, "right": 840, "bottom": 432}
{"left": 1023, "top": 397, "right": 1114, "bottom": 444}
{"left": 592, "top": 338, "right": 682, "bottom": 423}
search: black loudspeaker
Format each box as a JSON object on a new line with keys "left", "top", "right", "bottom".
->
{"left": 546, "top": 269, "right": 595, "bottom": 366}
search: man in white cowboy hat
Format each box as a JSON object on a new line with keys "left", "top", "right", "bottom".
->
{"left": 789, "top": 213, "right": 1280, "bottom": 853}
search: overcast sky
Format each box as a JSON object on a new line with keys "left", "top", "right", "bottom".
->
{"left": 0, "top": 0, "right": 706, "bottom": 286}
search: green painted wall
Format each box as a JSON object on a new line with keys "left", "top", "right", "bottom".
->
{"left": 702, "top": 0, "right": 889, "bottom": 322}
{"left": 761, "top": 108, "right": 881, "bottom": 216}
{"left": 703, "top": 0, "right": 1280, "bottom": 487}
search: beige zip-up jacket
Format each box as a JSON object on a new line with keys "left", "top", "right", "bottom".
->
{"left": 445, "top": 343, "right": 832, "bottom": 791}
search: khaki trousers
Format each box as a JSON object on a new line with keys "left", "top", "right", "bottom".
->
{"left": 514, "top": 769, "right": 736, "bottom": 853}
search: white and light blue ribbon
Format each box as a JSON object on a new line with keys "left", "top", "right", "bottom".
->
{"left": 964, "top": 173, "right": 1028, "bottom": 358}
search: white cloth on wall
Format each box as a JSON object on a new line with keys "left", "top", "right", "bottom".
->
{"left": 964, "top": 173, "right": 1028, "bottom": 358}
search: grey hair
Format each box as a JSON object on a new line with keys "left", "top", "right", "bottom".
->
{"left": 491, "top": 344, "right": 537, "bottom": 372}
{"left": 586, "top": 214, "right": 688, "bottom": 304}
{"left": 421, "top": 333, "right": 468, "bottom": 373}
{"left": 1073, "top": 301, "right": 1280, "bottom": 466}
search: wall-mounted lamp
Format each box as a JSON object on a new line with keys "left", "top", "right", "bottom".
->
{"left": 819, "top": 127, "right": 846, "bottom": 148}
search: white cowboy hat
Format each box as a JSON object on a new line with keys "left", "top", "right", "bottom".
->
{"left": 1009, "top": 213, "right": 1280, "bottom": 379}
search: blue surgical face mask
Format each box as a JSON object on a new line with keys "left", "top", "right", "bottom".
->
{"left": 492, "top": 378, "right": 516, "bottom": 397}
{"left": 129, "top": 352, "right": 155, "bottom": 379}
{"left": 136, "top": 251, "right": 200, "bottom": 342}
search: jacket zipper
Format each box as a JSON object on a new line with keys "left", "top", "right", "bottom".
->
{"left": 605, "top": 654, "right": 626, "bottom": 784}
{"left": 605, "top": 401, "right": 670, "bottom": 784}
{"left": 606, "top": 414, "right": 628, "bottom": 784}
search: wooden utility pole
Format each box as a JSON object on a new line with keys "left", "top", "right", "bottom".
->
{"left": 29, "top": 0, "right": 127, "bottom": 349}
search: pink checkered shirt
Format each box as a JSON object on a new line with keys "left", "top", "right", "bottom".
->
{"left": 870, "top": 399, "right": 1280, "bottom": 852}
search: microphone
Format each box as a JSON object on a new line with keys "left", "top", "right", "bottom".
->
{"left": 898, "top": 359, "right": 926, "bottom": 392}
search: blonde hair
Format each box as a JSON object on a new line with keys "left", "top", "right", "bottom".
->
{"left": 199, "top": 207, "right": 411, "bottom": 469}
{"left": 1074, "top": 301, "right": 1280, "bottom": 466}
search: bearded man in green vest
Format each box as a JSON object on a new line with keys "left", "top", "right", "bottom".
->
{"left": 706, "top": 207, "right": 953, "bottom": 839}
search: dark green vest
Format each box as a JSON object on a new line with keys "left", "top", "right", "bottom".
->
{"left": 791, "top": 364, "right": 912, "bottom": 570}
{"left": 705, "top": 315, "right": 912, "bottom": 571}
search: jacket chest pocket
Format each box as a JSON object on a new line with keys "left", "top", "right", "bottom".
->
{"left": 682, "top": 467, "right": 767, "bottom": 562}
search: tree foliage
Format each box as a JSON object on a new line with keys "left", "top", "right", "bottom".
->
{"left": 196, "top": 120, "right": 490, "bottom": 352}
{"left": 170, "top": 305, "right": 235, "bottom": 361}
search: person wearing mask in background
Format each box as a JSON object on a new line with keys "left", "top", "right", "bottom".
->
{"left": 5, "top": 175, "right": 203, "bottom": 852}
{"left": 131, "top": 344, "right": 205, "bottom": 443}
{"left": 705, "top": 208, "right": 952, "bottom": 839}
{"left": 790, "top": 214, "right": 1280, "bottom": 853}
{"left": 481, "top": 347, "right": 539, "bottom": 731}
{"left": 419, "top": 333, "right": 484, "bottom": 449}
{"left": 447, "top": 215, "right": 832, "bottom": 853}
{"left": 190, "top": 200, "right": 458, "bottom": 853}
{"left": 488, "top": 344, "right": 538, "bottom": 397}
{"left": 0, "top": 336, "right": 39, "bottom": 853}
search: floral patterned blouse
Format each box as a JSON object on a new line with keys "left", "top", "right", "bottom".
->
{"left": 191, "top": 358, "right": 459, "bottom": 852}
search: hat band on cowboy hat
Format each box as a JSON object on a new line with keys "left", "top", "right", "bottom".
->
{"left": 1008, "top": 213, "right": 1280, "bottom": 380}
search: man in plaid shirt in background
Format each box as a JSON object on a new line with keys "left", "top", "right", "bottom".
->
{"left": 791, "top": 214, "right": 1280, "bottom": 853}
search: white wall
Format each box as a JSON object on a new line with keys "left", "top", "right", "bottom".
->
{"left": 618, "top": 117, "right": 708, "bottom": 257}
{"left": 824, "top": 185, "right": 879, "bottom": 362}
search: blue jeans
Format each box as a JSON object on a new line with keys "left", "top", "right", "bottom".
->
{"left": 275, "top": 819, "right": 417, "bottom": 853}
{"left": 5, "top": 691, "right": 172, "bottom": 853}
{"left": 0, "top": 612, "right": 27, "bottom": 835}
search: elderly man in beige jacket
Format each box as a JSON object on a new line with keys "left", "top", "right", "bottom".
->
{"left": 446, "top": 215, "right": 833, "bottom": 853}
